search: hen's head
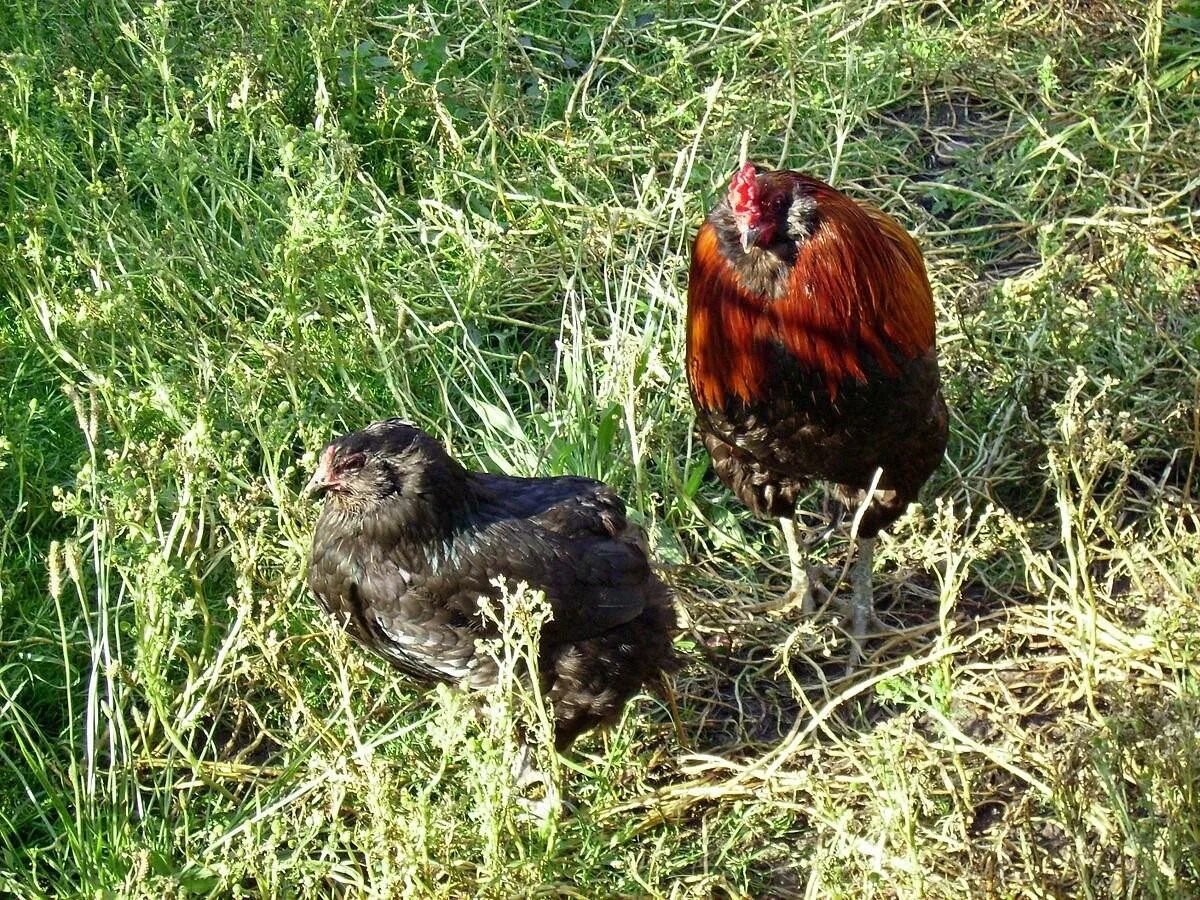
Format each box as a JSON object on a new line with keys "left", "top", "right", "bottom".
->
{"left": 304, "top": 419, "right": 464, "bottom": 513}
{"left": 723, "top": 163, "right": 816, "bottom": 254}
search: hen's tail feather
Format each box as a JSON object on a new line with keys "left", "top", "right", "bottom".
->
{"left": 545, "top": 577, "right": 678, "bottom": 752}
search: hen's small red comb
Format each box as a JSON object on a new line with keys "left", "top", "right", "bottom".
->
{"left": 728, "top": 162, "right": 760, "bottom": 215}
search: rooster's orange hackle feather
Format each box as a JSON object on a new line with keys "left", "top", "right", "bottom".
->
{"left": 687, "top": 175, "right": 935, "bottom": 409}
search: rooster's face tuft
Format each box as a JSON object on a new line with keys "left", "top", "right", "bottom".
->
{"left": 724, "top": 162, "right": 816, "bottom": 254}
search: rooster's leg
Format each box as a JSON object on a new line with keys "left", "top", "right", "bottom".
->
{"left": 780, "top": 517, "right": 817, "bottom": 613}
{"left": 846, "top": 536, "right": 877, "bottom": 668}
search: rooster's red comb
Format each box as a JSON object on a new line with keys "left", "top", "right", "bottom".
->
{"left": 728, "top": 162, "right": 760, "bottom": 215}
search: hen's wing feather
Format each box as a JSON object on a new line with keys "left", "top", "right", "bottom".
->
{"left": 474, "top": 473, "right": 628, "bottom": 537}
{"left": 409, "top": 474, "right": 653, "bottom": 642}
{"left": 464, "top": 519, "right": 649, "bottom": 644}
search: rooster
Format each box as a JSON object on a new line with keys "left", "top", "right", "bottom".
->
{"left": 686, "top": 163, "right": 947, "bottom": 663}
{"left": 304, "top": 419, "right": 678, "bottom": 758}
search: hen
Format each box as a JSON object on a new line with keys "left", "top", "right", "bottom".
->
{"left": 304, "top": 419, "right": 677, "bottom": 753}
{"left": 686, "top": 163, "right": 948, "bottom": 663}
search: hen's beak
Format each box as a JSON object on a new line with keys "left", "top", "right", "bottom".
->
{"left": 303, "top": 470, "right": 328, "bottom": 498}
{"left": 303, "top": 448, "right": 334, "bottom": 499}
{"left": 740, "top": 225, "right": 762, "bottom": 253}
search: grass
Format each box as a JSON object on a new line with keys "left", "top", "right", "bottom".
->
{"left": 2, "top": 0, "right": 1199, "bottom": 895}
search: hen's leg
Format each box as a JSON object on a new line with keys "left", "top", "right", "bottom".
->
{"left": 511, "top": 742, "right": 561, "bottom": 824}
{"left": 651, "top": 672, "right": 688, "bottom": 749}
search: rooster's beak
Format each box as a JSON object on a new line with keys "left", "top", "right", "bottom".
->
{"left": 740, "top": 225, "right": 762, "bottom": 253}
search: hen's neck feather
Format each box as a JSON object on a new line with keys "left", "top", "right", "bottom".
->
{"left": 319, "top": 475, "right": 477, "bottom": 546}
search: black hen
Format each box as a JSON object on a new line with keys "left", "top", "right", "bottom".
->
{"left": 304, "top": 419, "right": 677, "bottom": 752}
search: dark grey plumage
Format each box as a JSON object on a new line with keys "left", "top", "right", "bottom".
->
{"left": 304, "top": 419, "right": 677, "bottom": 751}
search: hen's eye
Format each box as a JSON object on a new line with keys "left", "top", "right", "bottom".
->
{"left": 338, "top": 452, "right": 366, "bottom": 473}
